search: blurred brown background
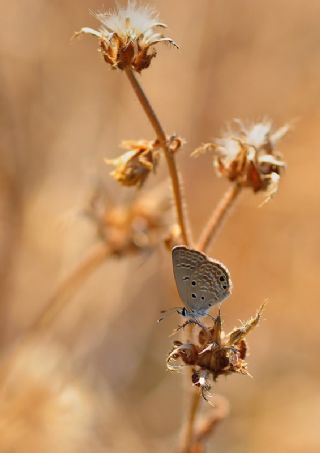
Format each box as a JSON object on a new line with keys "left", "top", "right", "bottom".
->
{"left": 0, "top": 0, "right": 319, "bottom": 452}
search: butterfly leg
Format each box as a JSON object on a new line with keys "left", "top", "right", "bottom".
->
{"left": 191, "top": 318, "right": 209, "bottom": 330}
{"left": 169, "top": 322, "right": 189, "bottom": 337}
{"left": 206, "top": 313, "right": 216, "bottom": 321}
{"left": 206, "top": 313, "right": 220, "bottom": 326}
{"left": 169, "top": 318, "right": 209, "bottom": 337}
{"left": 157, "top": 307, "right": 184, "bottom": 323}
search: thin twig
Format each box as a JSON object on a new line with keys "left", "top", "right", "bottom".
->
{"left": 124, "top": 68, "right": 206, "bottom": 453}
{"left": 124, "top": 67, "right": 191, "bottom": 246}
{"left": 191, "top": 395, "right": 230, "bottom": 452}
{"left": 31, "top": 243, "right": 111, "bottom": 331}
{"left": 180, "top": 183, "right": 241, "bottom": 451}
{"left": 197, "top": 184, "right": 242, "bottom": 252}
{"left": 180, "top": 387, "right": 202, "bottom": 453}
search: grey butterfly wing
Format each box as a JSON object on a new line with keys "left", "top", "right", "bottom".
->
{"left": 186, "top": 260, "right": 232, "bottom": 312}
{"left": 172, "top": 246, "right": 207, "bottom": 305}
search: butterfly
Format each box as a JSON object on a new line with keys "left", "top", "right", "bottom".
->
{"left": 159, "top": 246, "right": 232, "bottom": 330}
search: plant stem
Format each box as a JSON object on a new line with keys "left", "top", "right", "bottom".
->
{"left": 197, "top": 184, "right": 242, "bottom": 252}
{"left": 191, "top": 395, "right": 229, "bottom": 451}
{"left": 180, "top": 388, "right": 201, "bottom": 453}
{"left": 125, "top": 67, "right": 191, "bottom": 246}
{"left": 180, "top": 184, "right": 241, "bottom": 451}
{"left": 32, "top": 243, "right": 111, "bottom": 331}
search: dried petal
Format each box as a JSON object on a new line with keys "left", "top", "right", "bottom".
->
{"left": 225, "top": 304, "right": 265, "bottom": 346}
{"left": 106, "top": 139, "right": 160, "bottom": 188}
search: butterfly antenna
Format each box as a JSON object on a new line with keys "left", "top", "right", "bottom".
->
{"left": 157, "top": 307, "right": 182, "bottom": 323}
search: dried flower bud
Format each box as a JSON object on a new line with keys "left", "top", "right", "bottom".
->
{"left": 194, "top": 120, "right": 289, "bottom": 203}
{"left": 75, "top": 2, "right": 178, "bottom": 72}
{"left": 167, "top": 305, "right": 265, "bottom": 402}
{"left": 167, "top": 134, "right": 185, "bottom": 154}
{"left": 106, "top": 139, "right": 160, "bottom": 188}
{"left": 86, "top": 183, "right": 171, "bottom": 256}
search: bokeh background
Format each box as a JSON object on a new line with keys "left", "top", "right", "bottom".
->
{"left": 1, "top": 0, "right": 319, "bottom": 452}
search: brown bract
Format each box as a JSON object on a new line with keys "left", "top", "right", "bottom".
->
{"left": 194, "top": 121, "right": 289, "bottom": 203}
{"left": 106, "top": 139, "right": 160, "bottom": 188}
{"left": 167, "top": 304, "right": 265, "bottom": 402}
{"left": 75, "top": 3, "right": 178, "bottom": 72}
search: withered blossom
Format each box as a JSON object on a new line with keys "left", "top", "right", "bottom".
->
{"left": 194, "top": 121, "right": 289, "bottom": 203}
{"left": 167, "top": 305, "right": 265, "bottom": 402}
{"left": 167, "top": 134, "right": 186, "bottom": 154}
{"left": 106, "top": 139, "right": 160, "bottom": 188}
{"left": 75, "top": 2, "right": 178, "bottom": 72}
{"left": 86, "top": 183, "right": 171, "bottom": 256}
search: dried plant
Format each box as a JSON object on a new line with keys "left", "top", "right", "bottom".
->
{"left": 2, "top": 2, "right": 291, "bottom": 452}
{"left": 196, "top": 120, "right": 288, "bottom": 251}
{"left": 76, "top": 3, "right": 289, "bottom": 452}
{"left": 32, "top": 183, "right": 171, "bottom": 331}
{"left": 106, "top": 139, "right": 161, "bottom": 187}
{"left": 194, "top": 120, "right": 288, "bottom": 200}
{"left": 75, "top": 1, "right": 177, "bottom": 72}
{"left": 86, "top": 182, "right": 171, "bottom": 254}
{"left": 167, "top": 305, "right": 265, "bottom": 402}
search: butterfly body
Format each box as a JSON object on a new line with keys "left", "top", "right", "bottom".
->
{"left": 179, "top": 306, "right": 211, "bottom": 319}
{"left": 172, "top": 246, "right": 232, "bottom": 319}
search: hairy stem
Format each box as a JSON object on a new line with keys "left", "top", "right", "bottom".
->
{"left": 32, "top": 243, "right": 110, "bottom": 331}
{"left": 197, "top": 184, "right": 242, "bottom": 252}
{"left": 125, "top": 67, "right": 191, "bottom": 246}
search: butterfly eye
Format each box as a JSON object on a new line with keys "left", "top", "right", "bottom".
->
{"left": 219, "top": 276, "right": 225, "bottom": 281}
{"left": 191, "top": 281, "right": 196, "bottom": 286}
{"left": 201, "top": 296, "right": 205, "bottom": 300}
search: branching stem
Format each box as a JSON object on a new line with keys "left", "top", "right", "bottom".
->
{"left": 180, "top": 388, "right": 201, "bottom": 453}
{"left": 32, "top": 243, "right": 110, "bottom": 331}
{"left": 197, "top": 184, "right": 242, "bottom": 252}
{"left": 180, "top": 183, "right": 241, "bottom": 451}
{"left": 125, "top": 67, "right": 191, "bottom": 246}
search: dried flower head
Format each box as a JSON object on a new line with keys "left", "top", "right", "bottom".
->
{"left": 75, "top": 1, "right": 178, "bottom": 72}
{"left": 106, "top": 139, "right": 160, "bottom": 188}
{"left": 86, "top": 183, "right": 171, "bottom": 256}
{"left": 167, "top": 305, "right": 265, "bottom": 402}
{"left": 195, "top": 120, "right": 289, "bottom": 203}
